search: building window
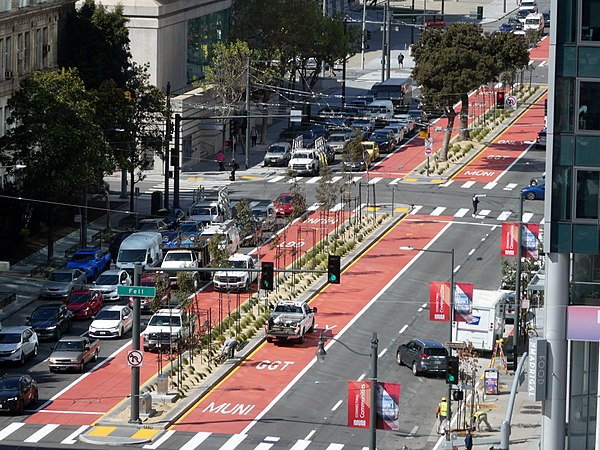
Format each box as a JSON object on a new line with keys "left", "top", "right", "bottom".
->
{"left": 578, "top": 80, "right": 600, "bottom": 131}
{"left": 5, "top": 36, "right": 12, "bottom": 80}
{"left": 34, "top": 29, "right": 41, "bottom": 69}
{"left": 42, "top": 27, "right": 48, "bottom": 69}
{"left": 575, "top": 170, "right": 600, "bottom": 219}
{"left": 186, "top": 10, "right": 229, "bottom": 85}
{"left": 0, "top": 0, "right": 10, "bottom": 12}
{"left": 581, "top": 0, "right": 600, "bottom": 41}
{"left": 17, "top": 33, "right": 24, "bottom": 76}
{"left": 569, "top": 341, "right": 598, "bottom": 448}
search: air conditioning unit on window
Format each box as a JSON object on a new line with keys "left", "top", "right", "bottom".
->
{"left": 17, "top": 51, "right": 23, "bottom": 60}
{"left": 42, "top": 44, "right": 50, "bottom": 53}
{"left": 5, "top": 70, "right": 13, "bottom": 80}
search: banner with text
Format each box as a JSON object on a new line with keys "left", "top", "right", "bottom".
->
{"left": 348, "top": 380, "right": 371, "bottom": 429}
{"left": 454, "top": 282, "right": 474, "bottom": 322}
{"left": 501, "top": 223, "right": 540, "bottom": 258}
{"left": 377, "top": 382, "right": 401, "bottom": 430}
{"left": 430, "top": 282, "right": 473, "bottom": 322}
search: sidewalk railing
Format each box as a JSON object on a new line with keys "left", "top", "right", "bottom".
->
{"left": 0, "top": 291, "right": 16, "bottom": 310}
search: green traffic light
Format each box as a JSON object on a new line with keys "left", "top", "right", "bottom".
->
{"left": 329, "top": 275, "right": 337, "bottom": 282}
{"left": 448, "top": 375, "right": 455, "bottom": 382}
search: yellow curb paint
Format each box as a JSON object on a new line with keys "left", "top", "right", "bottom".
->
{"left": 403, "top": 178, "right": 417, "bottom": 182}
{"left": 431, "top": 179, "right": 444, "bottom": 183}
{"left": 185, "top": 177, "right": 204, "bottom": 181}
{"left": 241, "top": 175, "right": 259, "bottom": 180}
{"left": 131, "top": 429, "right": 161, "bottom": 439}
{"left": 394, "top": 207, "right": 409, "bottom": 213}
{"left": 88, "top": 426, "right": 116, "bottom": 437}
{"left": 366, "top": 206, "right": 381, "bottom": 211}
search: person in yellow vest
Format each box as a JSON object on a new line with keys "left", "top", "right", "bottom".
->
{"left": 435, "top": 396, "right": 448, "bottom": 434}
{"left": 473, "top": 409, "right": 493, "bottom": 431}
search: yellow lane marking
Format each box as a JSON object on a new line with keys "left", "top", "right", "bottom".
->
{"left": 131, "top": 429, "right": 161, "bottom": 439}
{"left": 88, "top": 426, "right": 116, "bottom": 437}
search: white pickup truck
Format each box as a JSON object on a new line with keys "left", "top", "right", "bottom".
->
{"left": 142, "top": 308, "right": 195, "bottom": 352}
{"left": 265, "top": 301, "right": 317, "bottom": 344}
{"left": 288, "top": 149, "right": 322, "bottom": 176}
{"left": 213, "top": 254, "right": 258, "bottom": 292}
{"left": 161, "top": 249, "right": 201, "bottom": 284}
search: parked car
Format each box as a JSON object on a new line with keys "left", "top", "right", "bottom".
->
{"left": 66, "top": 248, "right": 111, "bottom": 281}
{"left": 521, "top": 183, "right": 545, "bottom": 200}
{"left": 40, "top": 268, "right": 87, "bottom": 298}
{"left": 327, "top": 132, "right": 352, "bottom": 154}
{"left": 91, "top": 269, "right": 132, "bottom": 302}
{"left": 530, "top": 174, "right": 545, "bottom": 186}
{"left": 0, "top": 327, "right": 39, "bottom": 365}
{"left": 26, "top": 304, "right": 72, "bottom": 341}
{"left": 136, "top": 218, "right": 173, "bottom": 232}
{"left": 89, "top": 305, "right": 134, "bottom": 339}
{"left": 64, "top": 290, "right": 104, "bottom": 320}
{"left": 275, "top": 193, "right": 306, "bottom": 218}
{"left": 396, "top": 338, "right": 448, "bottom": 376}
{"left": 536, "top": 128, "right": 547, "bottom": 148}
{"left": 251, "top": 201, "right": 277, "bottom": 232}
{"left": 369, "top": 129, "right": 396, "bottom": 153}
{"left": 0, "top": 374, "right": 38, "bottom": 414}
{"left": 263, "top": 142, "right": 292, "bottom": 167}
{"left": 130, "top": 272, "right": 172, "bottom": 313}
{"left": 342, "top": 150, "right": 371, "bottom": 172}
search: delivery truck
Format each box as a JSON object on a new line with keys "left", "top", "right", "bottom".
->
{"left": 451, "top": 289, "right": 513, "bottom": 352}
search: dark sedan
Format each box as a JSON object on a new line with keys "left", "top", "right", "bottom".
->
{"left": 0, "top": 374, "right": 38, "bottom": 414}
{"left": 369, "top": 129, "right": 397, "bottom": 153}
{"left": 396, "top": 338, "right": 448, "bottom": 376}
{"left": 27, "top": 304, "right": 72, "bottom": 341}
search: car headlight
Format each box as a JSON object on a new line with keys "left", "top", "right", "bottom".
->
{"left": 10, "top": 348, "right": 19, "bottom": 354}
{"left": 7, "top": 397, "right": 17, "bottom": 402}
{"left": 46, "top": 326, "right": 57, "bottom": 331}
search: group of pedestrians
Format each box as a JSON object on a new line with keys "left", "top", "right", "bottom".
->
{"left": 435, "top": 396, "right": 492, "bottom": 448}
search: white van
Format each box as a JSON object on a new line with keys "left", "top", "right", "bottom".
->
{"left": 116, "top": 232, "right": 163, "bottom": 272}
{"left": 519, "top": 0, "right": 538, "bottom": 12}
{"left": 200, "top": 221, "right": 240, "bottom": 255}
{"left": 524, "top": 12, "right": 544, "bottom": 32}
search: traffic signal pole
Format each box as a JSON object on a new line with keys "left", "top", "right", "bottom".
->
{"left": 446, "top": 248, "right": 455, "bottom": 442}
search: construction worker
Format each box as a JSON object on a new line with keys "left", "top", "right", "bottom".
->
{"left": 435, "top": 396, "right": 448, "bottom": 434}
{"left": 473, "top": 409, "right": 493, "bottom": 431}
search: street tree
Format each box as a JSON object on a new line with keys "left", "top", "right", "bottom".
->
{"left": 412, "top": 23, "right": 495, "bottom": 157}
{"left": 0, "top": 69, "right": 113, "bottom": 259}
{"left": 487, "top": 32, "right": 530, "bottom": 86}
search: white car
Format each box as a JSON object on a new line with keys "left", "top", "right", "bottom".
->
{"left": 89, "top": 305, "right": 133, "bottom": 339}
{"left": 0, "top": 326, "right": 38, "bottom": 365}
{"left": 91, "top": 270, "right": 132, "bottom": 301}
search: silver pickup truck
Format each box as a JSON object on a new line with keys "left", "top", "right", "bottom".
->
{"left": 48, "top": 336, "right": 100, "bottom": 373}
{"left": 265, "top": 301, "right": 317, "bottom": 344}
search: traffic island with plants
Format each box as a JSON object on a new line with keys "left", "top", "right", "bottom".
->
{"left": 103, "top": 209, "right": 394, "bottom": 426}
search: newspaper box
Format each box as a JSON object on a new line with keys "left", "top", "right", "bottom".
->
{"left": 484, "top": 368, "right": 499, "bottom": 395}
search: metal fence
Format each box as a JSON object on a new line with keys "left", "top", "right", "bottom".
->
{"left": 0, "top": 292, "right": 16, "bottom": 310}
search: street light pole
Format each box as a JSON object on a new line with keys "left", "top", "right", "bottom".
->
{"left": 361, "top": 0, "right": 367, "bottom": 70}
{"left": 513, "top": 195, "right": 524, "bottom": 369}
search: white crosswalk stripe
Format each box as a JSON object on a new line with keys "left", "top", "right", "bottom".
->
{"left": 497, "top": 211, "right": 512, "bottom": 221}
{"left": 368, "top": 177, "right": 382, "bottom": 184}
{"left": 61, "top": 425, "right": 89, "bottom": 445}
{"left": 268, "top": 175, "right": 285, "bottom": 183}
{"left": 483, "top": 182, "right": 496, "bottom": 190}
{"left": 504, "top": 183, "right": 518, "bottom": 191}
{"left": 411, "top": 205, "right": 423, "bottom": 214}
{"left": 143, "top": 430, "right": 176, "bottom": 449}
{"left": 522, "top": 212, "right": 534, "bottom": 223}
{"left": 220, "top": 434, "right": 247, "bottom": 450}
{"left": 24, "top": 424, "right": 59, "bottom": 443}
{"left": 431, "top": 207, "right": 446, "bottom": 216}
{"left": 305, "top": 177, "right": 321, "bottom": 184}
{"left": 180, "top": 432, "right": 212, "bottom": 450}
{"left": 329, "top": 176, "right": 343, "bottom": 184}
{"left": 461, "top": 181, "right": 476, "bottom": 188}
{"left": 289, "top": 440, "right": 312, "bottom": 450}
{"left": 325, "top": 444, "right": 345, "bottom": 450}
{"left": 255, "top": 436, "right": 281, "bottom": 450}
{"left": 455, "top": 208, "right": 469, "bottom": 217}
{"left": 389, "top": 178, "right": 402, "bottom": 185}
{"left": 0, "top": 422, "right": 24, "bottom": 440}
{"left": 440, "top": 180, "right": 454, "bottom": 187}
{"left": 478, "top": 209, "right": 491, "bottom": 217}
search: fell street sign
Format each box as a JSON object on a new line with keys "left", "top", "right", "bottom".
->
{"left": 117, "top": 285, "right": 156, "bottom": 298}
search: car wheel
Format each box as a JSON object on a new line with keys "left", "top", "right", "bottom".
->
{"left": 19, "top": 351, "right": 26, "bottom": 366}
{"left": 396, "top": 351, "right": 403, "bottom": 366}
{"left": 79, "top": 362, "right": 85, "bottom": 373}
{"left": 412, "top": 361, "right": 419, "bottom": 376}
{"left": 527, "top": 192, "right": 536, "bottom": 200}
{"left": 32, "top": 345, "right": 38, "bottom": 358}
{"left": 531, "top": 180, "right": 538, "bottom": 186}
{"left": 93, "top": 349, "right": 99, "bottom": 362}
{"left": 14, "top": 399, "right": 24, "bottom": 415}
{"left": 298, "top": 334, "right": 305, "bottom": 344}
{"left": 264, "top": 161, "right": 269, "bottom": 167}
{"left": 54, "top": 328, "right": 61, "bottom": 341}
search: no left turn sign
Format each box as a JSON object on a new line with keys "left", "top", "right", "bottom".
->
{"left": 505, "top": 95, "right": 517, "bottom": 109}
{"left": 424, "top": 137, "right": 434, "bottom": 156}
{"left": 127, "top": 349, "right": 144, "bottom": 367}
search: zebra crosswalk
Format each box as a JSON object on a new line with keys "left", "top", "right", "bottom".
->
{"left": 407, "top": 204, "right": 544, "bottom": 223}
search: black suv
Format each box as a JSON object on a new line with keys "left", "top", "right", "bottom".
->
{"left": 396, "top": 338, "right": 448, "bottom": 376}
{"left": 26, "top": 304, "right": 72, "bottom": 341}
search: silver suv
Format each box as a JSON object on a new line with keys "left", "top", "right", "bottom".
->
{"left": 396, "top": 338, "right": 448, "bottom": 376}
{"left": 264, "top": 142, "right": 292, "bottom": 167}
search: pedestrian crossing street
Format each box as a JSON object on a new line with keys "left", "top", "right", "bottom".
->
{"left": 407, "top": 204, "right": 543, "bottom": 224}
{"left": 0, "top": 422, "right": 370, "bottom": 450}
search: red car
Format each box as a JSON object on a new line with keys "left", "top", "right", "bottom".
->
{"left": 274, "top": 193, "right": 306, "bottom": 218}
{"left": 64, "top": 290, "right": 103, "bottom": 319}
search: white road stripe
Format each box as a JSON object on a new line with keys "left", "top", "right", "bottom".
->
{"left": 454, "top": 208, "right": 469, "bottom": 217}
{"left": 255, "top": 437, "right": 280, "bottom": 450}
{"left": 411, "top": 205, "right": 423, "bottom": 214}
{"left": 24, "top": 424, "right": 59, "bottom": 443}
{"left": 504, "top": 183, "right": 518, "bottom": 190}
{"left": 304, "top": 430, "right": 316, "bottom": 441}
{"left": 357, "top": 373, "right": 366, "bottom": 381}
{"left": 61, "top": 425, "right": 89, "bottom": 445}
{"left": 329, "top": 176, "right": 342, "bottom": 184}
{"left": 479, "top": 209, "right": 491, "bottom": 217}
{"left": 368, "top": 177, "right": 382, "bottom": 184}
{"left": 331, "top": 203, "right": 344, "bottom": 212}
{"left": 326, "top": 444, "right": 345, "bottom": 450}
{"left": 399, "top": 324, "right": 408, "bottom": 334}
{"left": 268, "top": 176, "right": 285, "bottom": 183}
{"left": 389, "top": 178, "right": 402, "bottom": 185}
{"left": 539, "top": 60, "right": 547, "bottom": 67}
{"left": 307, "top": 203, "right": 319, "bottom": 211}
{"left": 351, "top": 176, "right": 362, "bottom": 183}
{"left": 483, "top": 182, "right": 496, "bottom": 190}
{"left": 306, "top": 177, "right": 321, "bottom": 184}
{"left": 332, "top": 400, "right": 343, "bottom": 411}
{"left": 143, "top": 430, "right": 176, "bottom": 449}
{"left": 180, "top": 432, "right": 212, "bottom": 450}
{"left": 431, "top": 207, "right": 446, "bottom": 216}
{"left": 440, "top": 180, "right": 454, "bottom": 187}
{"left": 219, "top": 434, "right": 247, "bottom": 450}
{"left": 290, "top": 440, "right": 312, "bottom": 450}
{"left": 288, "top": 177, "right": 302, "bottom": 184}
{"left": 378, "top": 348, "right": 388, "bottom": 358}
{"left": 497, "top": 211, "right": 512, "bottom": 221}
{"left": 454, "top": 265, "right": 461, "bottom": 273}
{"left": 406, "top": 425, "right": 419, "bottom": 439}
{"left": 522, "top": 212, "right": 533, "bottom": 223}
{"left": 469, "top": 248, "right": 476, "bottom": 256}
{"left": 0, "top": 423, "right": 24, "bottom": 440}
{"left": 461, "top": 181, "right": 476, "bottom": 188}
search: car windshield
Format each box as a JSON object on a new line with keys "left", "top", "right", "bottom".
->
{"left": 178, "top": 223, "right": 200, "bottom": 233}
{"left": 329, "top": 135, "right": 346, "bottom": 143}
{"left": 268, "top": 146, "right": 286, "bottom": 154}
{"left": 138, "top": 222, "right": 159, "bottom": 231}
{"left": 49, "top": 272, "right": 73, "bottom": 282}
{"left": 0, "top": 333, "right": 21, "bottom": 344}
{"left": 293, "top": 152, "right": 312, "bottom": 159}
{"left": 95, "top": 310, "right": 121, "bottom": 321}
{"left": 31, "top": 309, "right": 57, "bottom": 320}
{"left": 223, "top": 260, "right": 247, "bottom": 269}
{"left": 274, "top": 305, "right": 303, "bottom": 314}
{"left": 190, "top": 206, "right": 215, "bottom": 216}
{"left": 95, "top": 274, "right": 118, "bottom": 285}
{"left": 0, "top": 379, "right": 19, "bottom": 390}
{"left": 67, "top": 293, "right": 91, "bottom": 304}
{"left": 54, "top": 341, "right": 83, "bottom": 352}
{"left": 118, "top": 249, "right": 146, "bottom": 263}
{"left": 372, "top": 131, "right": 390, "bottom": 138}
{"left": 277, "top": 195, "right": 293, "bottom": 204}
{"left": 164, "top": 253, "right": 192, "bottom": 262}
{"left": 71, "top": 253, "right": 94, "bottom": 262}
{"left": 148, "top": 315, "right": 181, "bottom": 327}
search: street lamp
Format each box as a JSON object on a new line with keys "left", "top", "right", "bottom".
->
{"left": 0, "top": 164, "right": 26, "bottom": 188}
{"left": 316, "top": 331, "right": 378, "bottom": 450}
{"left": 400, "top": 245, "right": 455, "bottom": 442}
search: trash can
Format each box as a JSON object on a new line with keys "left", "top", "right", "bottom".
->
{"left": 477, "top": 6, "right": 483, "bottom": 20}
{"left": 156, "top": 373, "right": 168, "bottom": 396}
{"left": 484, "top": 368, "right": 499, "bottom": 395}
{"left": 140, "top": 392, "right": 153, "bottom": 416}
{"left": 151, "top": 191, "right": 162, "bottom": 215}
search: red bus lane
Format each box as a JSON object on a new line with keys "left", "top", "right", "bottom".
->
{"left": 529, "top": 35, "right": 549, "bottom": 61}
{"left": 453, "top": 93, "right": 547, "bottom": 183}
{"left": 172, "top": 215, "right": 450, "bottom": 434}
{"left": 25, "top": 210, "right": 350, "bottom": 427}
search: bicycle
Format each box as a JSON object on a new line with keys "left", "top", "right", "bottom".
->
{"left": 524, "top": 323, "right": 538, "bottom": 337}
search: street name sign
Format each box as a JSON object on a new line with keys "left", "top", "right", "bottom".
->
{"left": 117, "top": 286, "right": 156, "bottom": 298}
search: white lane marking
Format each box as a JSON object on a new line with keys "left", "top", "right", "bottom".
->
{"left": 368, "top": 177, "right": 383, "bottom": 184}
{"left": 523, "top": 212, "right": 533, "bottom": 223}
{"left": 0, "top": 423, "right": 24, "bottom": 440}
{"left": 62, "top": 425, "right": 89, "bottom": 445}
{"left": 497, "top": 211, "right": 512, "bottom": 221}
{"left": 468, "top": 248, "right": 476, "bottom": 256}
{"left": 422, "top": 303, "right": 427, "bottom": 308}
{"left": 411, "top": 205, "right": 423, "bottom": 214}
{"left": 351, "top": 176, "right": 362, "bottom": 183}
{"left": 461, "top": 181, "right": 476, "bottom": 188}
{"left": 390, "top": 178, "right": 402, "bottom": 185}
{"left": 332, "top": 400, "right": 343, "bottom": 411}
{"left": 431, "top": 207, "right": 446, "bottom": 216}
{"left": 255, "top": 437, "right": 280, "bottom": 450}
{"left": 329, "top": 176, "right": 342, "bottom": 184}
{"left": 399, "top": 324, "right": 408, "bottom": 334}
{"left": 504, "top": 183, "right": 518, "bottom": 191}
{"left": 24, "top": 424, "right": 60, "bottom": 443}
{"left": 418, "top": 306, "right": 424, "bottom": 312}
{"left": 378, "top": 348, "right": 388, "bottom": 358}
{"left": 455, "top": 208, "right": 469, "bottom": 217}
{"left": 304, "top": 430, "right": 316, "bottom": 441}
{"left": 143, "top": 430, "right": 176, "bottom": 449}
{"left": 406, "top": 425, "right": 419, "bottom": 439}
{"left": 241, "top": 221, "right": 455, "bottom": 435}
{"left": 307, "top": 203, "right": 319, "bottom": 211}
{"left": 219, "top": 434, "right": 247, "bottom": 450}
{"left": 483, "top": 182, "right": 496, "bottom": 190}
{"left": 180, "top": 432, "right": 212, "bottom": 450}
{"left": 268, "top": 176, "right": 285, "bottom": 183}
{"left": 440, "top": 180, "right": 454, "bottom": 187}
{"left": 36, "top": 410, "right": 104, "bottom": 415}
{"left": 331, "top": 203, "right": 344, "bottom": 212}
{"left": 306, "top": 177, "right": 321, "bottom": 184}
{"left": 478, "top": 209, "right": 491, "bottom": 217}
{"left": 454, "top": 265, "right": 461, "bottom": 273}
{"left": 326, "top": 444, "right": 345, "bottom": 450}
{"left": 357, "top": 373, "right": 366, "bottom": 381}
{"left": 539, "top": 60, "right": 547, "bottom": 67}
{"left": 291, "top": 440, "right": 312, "bottom": 450}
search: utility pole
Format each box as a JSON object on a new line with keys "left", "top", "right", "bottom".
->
{"left": 164, "top": 82, "right": 171, "bottom": 210}
{"left": 385, "top": 0, "right": 391, "bottom": 81}
{"left": 381, "top": 0, "right": 388, "bottom": 82}
{"left": 361, "top": 0, "right": 367, "bottom": 70}
{"left": 129, "top": 262, "right": 142, "bottom": 424}
{"left": 245, "top": 57, "right": 251, "bottom": 169}
{"left": 173, "top": 114, "right": 181, "bottom": 209}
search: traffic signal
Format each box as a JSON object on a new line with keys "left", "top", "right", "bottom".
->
{"left": 446, "top": 356, "right": 459, "bottom": 385}
{"left": 260, "top": 262, "right": 274, "bottom": 291}
{"left": 496, "top": 91, "right": 505, "bottom": 109}
{"left": 327, "top": 255, "right": 341, "bottom": 284}
{"left": 452, "top": 390, "right": 464, "bottom": 401}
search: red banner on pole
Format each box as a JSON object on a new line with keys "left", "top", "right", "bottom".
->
{"left": 522, "top": 224, "right": 540, "bottom": 258}
{"left": 348, "top": 380, "right": 371, "bottom": 429}
{"left": 501, "top": 222, "right": 519, "bottom": 257}
{"left": 430, "top": 281, "right": 450, "bottom": 321}
{"left": 454, "top": 282, "right": 474, "bottom": 322}
{"left": 377, "top": 382, "right": 400, "bottom": 430}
